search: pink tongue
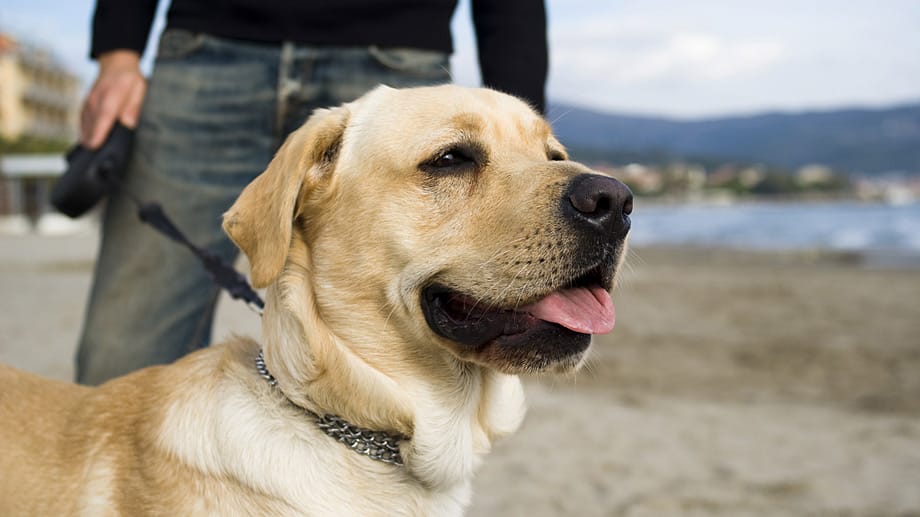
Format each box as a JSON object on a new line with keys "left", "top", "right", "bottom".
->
{"left": 521, "top": 286, "right": 615, "bottom": 334}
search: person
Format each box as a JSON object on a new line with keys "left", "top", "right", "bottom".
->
{"left": 76, "top": 0, "right": 548, "bottom": 385}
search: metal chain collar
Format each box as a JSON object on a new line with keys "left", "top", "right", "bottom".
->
{"left": 255, "top": 350, "right": 406, "bottom": 466}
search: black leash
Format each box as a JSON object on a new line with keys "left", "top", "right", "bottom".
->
{"left": 106, "top": 170, "right": 265, "bottom": 314}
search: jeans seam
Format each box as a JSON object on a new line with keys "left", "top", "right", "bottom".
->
{"left": 275, "top": 41, "right": 297, "bottom": 143}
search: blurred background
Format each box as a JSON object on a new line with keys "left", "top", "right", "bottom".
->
{"left": 1, "top": 1, "right": 918, "bottom": 515}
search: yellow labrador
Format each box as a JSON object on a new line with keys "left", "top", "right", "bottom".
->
{"left": 0, "top": 85, "right": 631, "bottom": 516}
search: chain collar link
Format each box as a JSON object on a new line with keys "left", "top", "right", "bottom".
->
{"left": 255, "top": 350, "right": 406, "bottom": 466}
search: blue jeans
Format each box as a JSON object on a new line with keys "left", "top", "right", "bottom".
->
{"left": 76, "top": 29, "right": 451, "bottom": 385}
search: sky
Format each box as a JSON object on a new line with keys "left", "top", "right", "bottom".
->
{"left": 1, "top": 0, "right": 918, "bottom": 119}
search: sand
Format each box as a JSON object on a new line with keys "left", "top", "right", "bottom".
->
{"left": 1, "top": 231, "right": 919, "bottom": 516}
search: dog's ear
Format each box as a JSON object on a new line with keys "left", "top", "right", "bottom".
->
{"left": 223, "top": 106, "right": 349, "bottom": 288}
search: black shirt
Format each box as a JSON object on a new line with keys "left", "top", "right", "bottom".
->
{"left": 91, "top": 0, "right": 547, "bottom": 112}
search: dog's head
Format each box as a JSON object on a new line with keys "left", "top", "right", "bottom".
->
{"left": 224, "top": 85, "right": 631, "bottom": 376}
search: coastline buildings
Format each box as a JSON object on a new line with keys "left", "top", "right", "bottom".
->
{"left": 594, "top": 159, "right": 918, "bottom": 203}
{"left": 0, "top": 33, "right": 80, "bottom": 142}
{"left": 0, "top": 33, "right": 81, "bottom": 229}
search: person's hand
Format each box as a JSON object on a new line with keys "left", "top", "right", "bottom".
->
{"left": 80, "top": 50, "right": 146, "bottom": 149}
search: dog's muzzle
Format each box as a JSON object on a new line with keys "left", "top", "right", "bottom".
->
{"left": 419, "top": 172, "right": 631, "bottom": 372}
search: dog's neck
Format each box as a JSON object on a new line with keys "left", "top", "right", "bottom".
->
{"left": 259, "top": 248, "right": 526, "bottom": 490}
{"left": 255, "top": 349, "right": 406, "bottom": 466}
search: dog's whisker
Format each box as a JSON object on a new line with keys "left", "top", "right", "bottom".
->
{"left": 461, "top": 243, "right": 537, "bottom": 318}
{"left": 382, "top": 301, "right": 400, "bottom": 331}
{"left": 547, "top": 107, "right": 573, "bottom": 127}
{"left": 470, "top": 238, "right": 531, "bottom": 278}
{"left": 439, "top": 64, "right": 454, "bottom": 82}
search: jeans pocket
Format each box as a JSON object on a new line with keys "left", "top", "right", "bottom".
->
{"left": 368, "top": 46, "right": 451, "bottom": 81}
{"left": 155, "top": 29, "right": 207, "bottom": 60}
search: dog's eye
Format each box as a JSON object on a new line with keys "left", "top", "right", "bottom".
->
{"left": 420, "top": 142, "right": 487, "bottom": 174}
{"left": 426, "top": 149, "right": 475, "bottom": 170}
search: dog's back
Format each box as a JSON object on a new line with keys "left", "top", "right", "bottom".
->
{"left": 0, "top": 359, "right": 201, "bottom": 515}
{"left": 0, "top": 364, "right": 94, "bottom": 513}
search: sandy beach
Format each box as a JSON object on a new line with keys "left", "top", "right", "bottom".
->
{"left": 1, "top": 230, "right": 919, "bottom": 516}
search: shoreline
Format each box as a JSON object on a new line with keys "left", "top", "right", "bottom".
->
{"left": 634, "top": 243, "right": 920, "bottom": 270}
{"left": 633, "top": 191, "right": 919, "bottom": 206}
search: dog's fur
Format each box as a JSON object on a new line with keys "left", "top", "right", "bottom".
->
{"left": 0, "top": 85, "right": 629, "bottom": 516}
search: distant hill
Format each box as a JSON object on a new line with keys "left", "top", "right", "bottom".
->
{"left": 547, "top": 102, "right": 920, "bottom": 175}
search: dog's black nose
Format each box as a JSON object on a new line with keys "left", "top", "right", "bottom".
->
{"left": 564, "top": 174, "right": 633, "bottom": 236}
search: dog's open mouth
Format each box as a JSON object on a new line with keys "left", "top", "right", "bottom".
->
{"left": 421, "top": 266, "right": 616, "bottom": 352}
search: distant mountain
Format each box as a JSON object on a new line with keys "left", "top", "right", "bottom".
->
{"left": 547, "top": 102, "right": 920, "bottom": 175}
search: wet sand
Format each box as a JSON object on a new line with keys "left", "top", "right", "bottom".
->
{"left": 1, "top": 232, "right": 918, "bottom": 516}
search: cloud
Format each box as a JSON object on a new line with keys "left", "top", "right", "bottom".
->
{"left": 543, "top": 0, "right": 920, "bottom": 116}
{"left": 553, "top": 27, "right": 784, "bottom": 85}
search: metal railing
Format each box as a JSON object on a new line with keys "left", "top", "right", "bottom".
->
{"left": 0, "top": 154, "right": 68, "bottom": 230}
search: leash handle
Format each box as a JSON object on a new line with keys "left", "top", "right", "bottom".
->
{"left": 52, "top": 122, "right": 134, "bottom": 218}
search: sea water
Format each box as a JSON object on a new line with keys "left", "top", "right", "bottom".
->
{"left": 629, "top": 200, "right": 920, "bottom": 263}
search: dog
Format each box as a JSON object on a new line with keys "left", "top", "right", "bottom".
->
{"left": 0, "top": 84, "right": 632, "bottom": 516}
